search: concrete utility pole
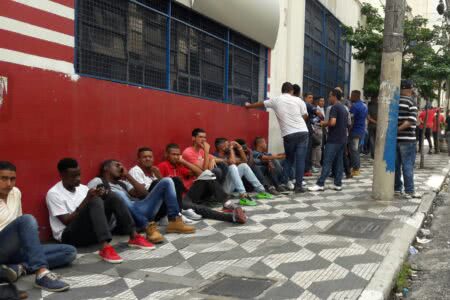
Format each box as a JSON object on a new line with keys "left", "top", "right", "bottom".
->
{"left": 372, "top": 0, "right": 406, "bottom": 201}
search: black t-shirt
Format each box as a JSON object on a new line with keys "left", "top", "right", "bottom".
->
{"left": 306, "top": 102, "right": 315, "bottom": 132}
{"left": 327, "top": 103, "right": 349, "bottom": 144}
{"left": 368, "top": 101, "right": 378, "bottom": 130}
{"left": 446, "top": 116, "right": 450, "bottom": 132}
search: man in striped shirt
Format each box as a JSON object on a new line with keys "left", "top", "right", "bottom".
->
{"left": 395, "top": 80, "right": 420, "bottom": 198}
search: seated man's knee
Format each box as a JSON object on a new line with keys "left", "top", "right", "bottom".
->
{"left": 160, "top": 177, "right": 174, "bottom": 187}
{"left": 87, "top": 196, "right": 104, "bottom": 209}
{"left": 65, "top": 245, "right": 78, "bottom": 262}
{"left": 17, "top": 214, "right": 38, "bottom": 229}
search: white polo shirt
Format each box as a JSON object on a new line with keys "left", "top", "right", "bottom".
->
{"left": 264, "top": 94, "right": 309, "bottom": 137}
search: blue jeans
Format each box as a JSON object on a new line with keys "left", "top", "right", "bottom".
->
{"left": 317, "top": 143, "right": 345, "bottom": 187}
{"left": 349, "top": 134, "right": 361, "bottom": 169}
{"left": 117, "top": 178, "right": 180, "bottom": 228}
{"left": 395, "top": 142, "right": 416, "bottom": 193}
{"left": 0, "top": 215, "right": 76, "bottom": 273}
{"left": 283, "top": 132, "right": 309, "bottom": 188}
{"left": 223, "top": 163, "right": 265, "bottom": 194}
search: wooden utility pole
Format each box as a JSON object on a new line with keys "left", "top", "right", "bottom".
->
{"left": 372, "top": 0, "right": 406, "bottom": 200}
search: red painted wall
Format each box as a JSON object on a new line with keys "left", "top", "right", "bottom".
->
{"left": 0, "top": 62, "right": 268, "bottom": 239}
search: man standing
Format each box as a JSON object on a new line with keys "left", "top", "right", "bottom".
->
{"left": 0, "top": 161, "right": 73, "bottom": 292}
{"left": 432, "top": 108, "right": 444, "bottom": 154}
{"left": 245, "top": 82, "right": 309, "bottom": 193}
{"left": 309, "top": 89, "right": 349, "bottom": 191}
{"left": 349, "top": 90, "right": 368, "bottom": 176}
{"left": 46, "top": 158, "right": 153, "bottom": 264}
{"left": 367, "top": 96, "right": 378, "bottom": 159}
{"left": 395, "top": 80, "right": 420, "bottom": 198}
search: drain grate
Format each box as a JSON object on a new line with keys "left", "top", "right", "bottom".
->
{"left": 324, "top": 215, "right": 391, "bottom": 239}
{"left": 199, "top": 275, "right": 275, "bottom": 299}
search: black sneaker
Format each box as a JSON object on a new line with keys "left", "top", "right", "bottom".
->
{"left": 294, "top": 186, "right": 306, "bottom": 193}
{"left": 34, "top": 271, "right": 69, "bottom": 292}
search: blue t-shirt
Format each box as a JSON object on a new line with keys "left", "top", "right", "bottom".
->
{"left": 350, "top": 100, "right": 368, "bottom": 136}
{"left": 327, "top": 103, "right": 349, "bottom": 144}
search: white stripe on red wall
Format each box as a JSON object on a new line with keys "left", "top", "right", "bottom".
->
{"left": 0, "top": 17, "right": 74, "bottom": 47}
{"left": 0, "top": 48, "right": 75, "bottom": 74}
{"left": 12, "top": 0, "right": 74, "bottom": 20}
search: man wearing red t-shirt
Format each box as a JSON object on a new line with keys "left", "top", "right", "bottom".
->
{"left": 432, "top": 109, "right": 445, "bottom": 154}
{"left": 159, "top": 144, "right": 246, "bottom": 224}
{"left": 418, "top": 106, "right": 435, "bottom": 154}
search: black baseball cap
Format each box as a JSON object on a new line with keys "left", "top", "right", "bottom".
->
{"left": 400, "top": 79, "right": 413, "bottom": 90}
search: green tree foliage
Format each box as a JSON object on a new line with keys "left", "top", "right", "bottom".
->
{"left": 342, "top": 3, "right": 449, "bottom": 99}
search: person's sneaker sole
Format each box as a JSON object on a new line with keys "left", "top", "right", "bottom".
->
{"left": 0, "top": 265, "right": 18, "bottom": 283}
{"left": 128, "top": 243, "right": 156, "bottom": 250}
{"left": 100, "top": 257, "right": 123, "bottom": 264}
{"left": 166, "top": 228, "right": 196, "bottom": 234}
{"left": 33, "top": 283, "right": 70, "bottom": 292}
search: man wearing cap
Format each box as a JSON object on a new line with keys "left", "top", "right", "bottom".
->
{"left": 395, "top": 80, "right": 420, "bottom": 199}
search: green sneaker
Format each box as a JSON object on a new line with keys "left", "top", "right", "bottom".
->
{"left": 255, "top": 192, "right": 273, "bottom": 200}
{"left": 239, "top": 196, "right": 257, "bottom": 206}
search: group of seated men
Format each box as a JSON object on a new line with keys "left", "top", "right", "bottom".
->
{"left": 0, "top": 128, "right": 294, "bottom": 293}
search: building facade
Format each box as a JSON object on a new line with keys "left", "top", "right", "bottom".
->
{"left": 0, "top": 0, "right": 364, "bottom": 237}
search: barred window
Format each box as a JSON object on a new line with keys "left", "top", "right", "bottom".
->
{"left": 303, "top": 0, "right": 351, "bottom": 99}
{"left": 76, "top": 0, "right": 268, "bottom": 104}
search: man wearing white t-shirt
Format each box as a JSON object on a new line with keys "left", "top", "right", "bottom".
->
{"left": 46, "top": 158, "right": 154, "bottom": 264}
{"left": 245, "top": 82, "right": 310, "bottom": 193}
{"left": 0, "top": 161, "right": 73, "bottom": 292}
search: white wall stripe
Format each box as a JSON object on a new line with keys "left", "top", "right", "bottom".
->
{"left": 0, "top": 48, "right": 75, "bottom": 75}
{"left": 12, "top": 0, "right": 74, "bottom": 20}
{"left": 0, "top": 17, "right": 74, "bottom": 47}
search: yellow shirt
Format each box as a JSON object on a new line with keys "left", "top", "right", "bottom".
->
{"left": 0, "top": 187, "right": 22, "bottom": 231}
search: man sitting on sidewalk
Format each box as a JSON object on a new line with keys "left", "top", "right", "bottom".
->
{"left": 214, "top": 138, "right": 273, "bottom": 206}
{"left": 0, "top": 161, "right": 73, "bottom": 292}
{"left": 252, "top": 137, "right": 289, "bottom": 193}
{"left": 88, "top": 160, "right": 195, "bottom": 245}
{"left": 158, "top": 144, "right": 247, "bottom": 224}
{"left": 128, "top": 147, "right": 199, "bottom": 223}
{"left": 46, "top": 158, "right": 153, "bottom": 265}
{"left": 309, "top": 88, "right": 349, "bottom": 192}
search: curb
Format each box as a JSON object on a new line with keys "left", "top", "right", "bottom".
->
{"left": 359, "top": 161, "right": 450, "bottom": 300}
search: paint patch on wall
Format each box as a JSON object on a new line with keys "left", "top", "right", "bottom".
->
{"left": 383, "top": 87, "right": 400, "bottom": 172}
{"left": 0, "top": 76, "right": 7, "bottom": 108}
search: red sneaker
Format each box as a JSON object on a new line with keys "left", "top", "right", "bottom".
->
{"left": 304, "top": 171, "right": 313, "bottom": 177}
{"left": 128, "top": 234, "right": 156, "bottom": 250}
{"left": 99, "top": 245, "right": 123, "bottom": 264}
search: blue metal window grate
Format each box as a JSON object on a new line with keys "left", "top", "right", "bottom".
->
{"left": 303, "top": 0, "right": 351, "bottom": 99}
{"left": 75, "top": 0, "right": 268, "bottom": 104}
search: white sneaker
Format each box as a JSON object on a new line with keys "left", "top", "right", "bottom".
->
{"left": 332, "top": 185, "right": 342, "bottom": 191}
{"left": 181, "top": 214, "right": 194, "bottom": 224}
{"left": 308, "top": 185, "right": 324, "bottom": 192}
{"left": 158, "top": 216, "right": 168, "bottom": 226}
{"left": 182, "top": 209, "right": 202, "bottom": 220}
{"left": 405, "top": 192, "right": 421, "bottom": 199}
{"left": 286, "top": 181, "right": 295, "bottom": 190}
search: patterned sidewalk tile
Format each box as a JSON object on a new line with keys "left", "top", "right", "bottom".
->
{"left": 16, "top": 154, "right": 449, "bottom": 299}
